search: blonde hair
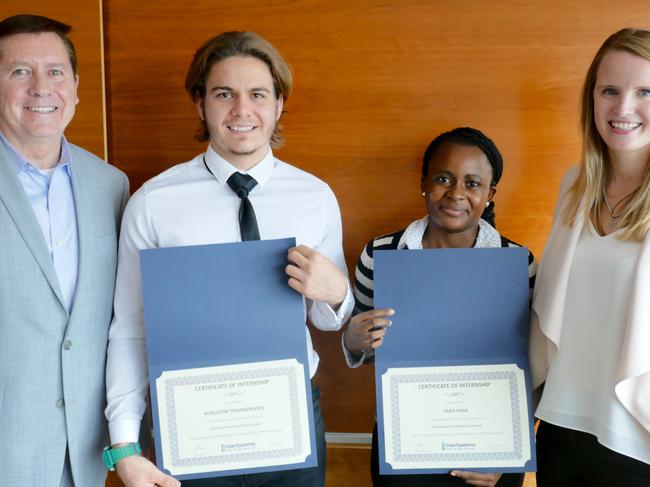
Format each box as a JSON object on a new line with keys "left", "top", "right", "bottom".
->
{"left": 185, "top": 31, "right": 292, "bottom": 148}
{"left": 565, "top": 28, "right": 650, "bottom": 241}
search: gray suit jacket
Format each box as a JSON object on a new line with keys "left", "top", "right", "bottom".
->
{"left": 0, "top": 141, "right": 129, "bottom": 486}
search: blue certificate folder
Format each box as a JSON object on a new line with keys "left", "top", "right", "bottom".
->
{"left": 374, "top": 247, "right": 536, "bottom": 475}
{"left": 139, "top": 238, "right": 317, "bottom": 480}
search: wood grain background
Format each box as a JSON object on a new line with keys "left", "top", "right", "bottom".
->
{"left": 3, "top": 0, "right": 649, "bottom": 445}
{"left": 103, "top": 0, "right": 650, "bottom": 434}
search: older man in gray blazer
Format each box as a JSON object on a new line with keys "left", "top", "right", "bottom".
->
{"left": 0, "top": 14, "right": 129, "bottom": 487}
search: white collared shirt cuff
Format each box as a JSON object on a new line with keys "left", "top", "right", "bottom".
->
{"left": 308, "top": 281, "right": 354, "bottom": 330}
{"left": 109, "top": 419, "right": 141, "bottom": 446}
{"left": 331, "top": 282, "right": 355, "bottom": 323}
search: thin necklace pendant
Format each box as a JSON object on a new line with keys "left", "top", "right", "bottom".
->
{"left": 598, "top": 208, "right": 619, "bottom": 236}
{"left": 601, "top": 194, "right": 621, "bottom": 234}
{"left": 603, "top": 188, "right": 636, "bottom": 223}
{"left": 603, "top": 196, "right": 623, "bottom": 222}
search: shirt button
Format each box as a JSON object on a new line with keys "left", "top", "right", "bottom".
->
{"left": 56, "top": 398, "right": 65, "bottom": 409}
{"left": 56, "top": 240, "right": 64, "bottom": 247}
{"left": 63, "top": 340, "right": 72, "bottom": 350}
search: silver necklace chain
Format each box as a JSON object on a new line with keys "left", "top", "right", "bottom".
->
{"left": 603, "top": 193, "right": 623, "bottom": 221}
{"left": 603, "top": 188, "right": 638, "bottom": 222}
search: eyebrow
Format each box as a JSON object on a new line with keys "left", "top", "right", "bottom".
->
{"left": 5, "top": 60, "right": 68, "bottom": 69}
{"left": 210, "top": 85, "right": 231, "bottom": 93}
{"left": 210, "top": 86, "right": 272, "bottom": 93}
{"left": 596, "top": 83, "right": 650, "bottom": 90}
{"left": 431, "top": 170, "right": 483, "bottom": 179}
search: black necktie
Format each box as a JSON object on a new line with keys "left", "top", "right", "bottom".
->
{"left": 226, "top": 172, "right": 260, "bottom": 241}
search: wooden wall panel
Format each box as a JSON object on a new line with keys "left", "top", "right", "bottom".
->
{"left": 0, "top": 2, "right": 105, "bottom": 158}
{"left": 104, "top": 0, "right": 650, "bottom": 433}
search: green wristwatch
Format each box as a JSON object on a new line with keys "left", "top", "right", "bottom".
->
{"left": 102, "top": 442, "right": 142, "bottom": 471}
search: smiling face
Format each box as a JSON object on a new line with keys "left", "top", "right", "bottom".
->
{"left": 196, "top": 55, "right": 283, "bottom": 170}
{"left": 0, "top": 32, "right": 79, "bottom": 160}
{"left": 594, "top": 49, "right": 650, "bottom": 163}
{"left": 421, "top": 142, "right": 496, "bottom": 243}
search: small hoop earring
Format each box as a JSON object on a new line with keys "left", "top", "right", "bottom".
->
{"left": 485, "top": 201, "right": 491, "bottom": 208}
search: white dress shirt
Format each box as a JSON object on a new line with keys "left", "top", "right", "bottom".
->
{"left": 106, "top": 146, "right": 354, "bottom": 444}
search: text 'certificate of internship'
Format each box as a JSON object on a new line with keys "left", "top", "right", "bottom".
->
{"left": 374, "top": 248, "right": 536, "bottom": 475}
{"left": 140, "top": 238, "right": 316, "bottom": 480}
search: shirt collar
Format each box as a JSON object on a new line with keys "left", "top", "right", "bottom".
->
{"left": 0, "top": 132, "right": 72, "bottom": 174}
{"left": 203, "top": 144, "right": 275, "bottom": 190}
{"left": 401, "top": 216, "right": 502, "bottom": 249}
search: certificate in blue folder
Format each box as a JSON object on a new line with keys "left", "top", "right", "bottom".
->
{"left": 139, "top": 238, "right": 316, "bottom": 480}
{"left": 374, "top": 247, "right": 536, "bottom": 475}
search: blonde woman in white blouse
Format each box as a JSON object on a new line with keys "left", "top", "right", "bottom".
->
{"left": 531, "top": 28, "right": 650, "bottom": 486}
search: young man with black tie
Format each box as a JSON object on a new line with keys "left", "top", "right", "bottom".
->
{"left": 104, "top": 31, "right": 353, "bottom": 487}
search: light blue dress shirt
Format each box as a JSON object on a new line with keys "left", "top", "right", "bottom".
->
{"left": 0, "top": 133, "right": 78, "bottom": 313}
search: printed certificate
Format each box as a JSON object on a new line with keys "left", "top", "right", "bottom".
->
{"left": 156, "top": 359, "right": 311, "bottom": 476}
{"left": 139, "top": 239, "right": 318, "bottom": 479}
{"left": 381, "top": 363, "right": 530, "bottom": 470}
{"left": 373, "top": 248, "right": 536, "bottom": 474}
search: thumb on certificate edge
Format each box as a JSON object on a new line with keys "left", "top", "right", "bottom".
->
{"left": 156, "top": 471, "right": 181, "bottom": 487}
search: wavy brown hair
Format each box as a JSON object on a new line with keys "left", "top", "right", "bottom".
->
{"left": 185, "top": 31, "right": 292, "bottom": 148}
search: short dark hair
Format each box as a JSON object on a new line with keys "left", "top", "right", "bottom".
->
{"left": 185, "top": 31, "right": 292, "bottom": 147}
{"left": 421, "top": 127, "right": 504, "bottom": 227}
{"left": 0, "top": 14, "right": 78, "bottom": 74}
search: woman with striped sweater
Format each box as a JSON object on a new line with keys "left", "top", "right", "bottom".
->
{"left": 343, "top": 127, "right": 536, "bottom": 487}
